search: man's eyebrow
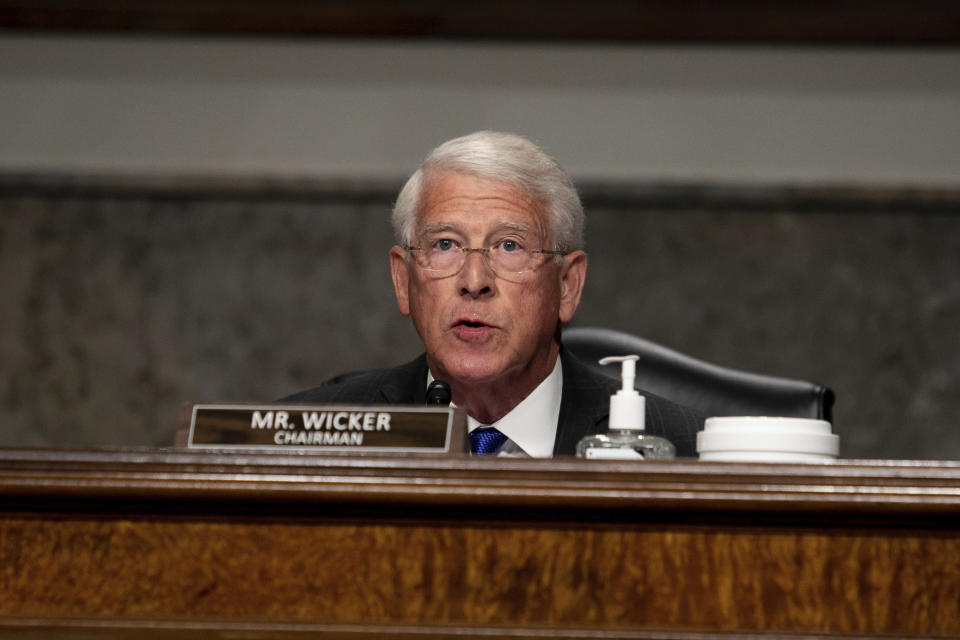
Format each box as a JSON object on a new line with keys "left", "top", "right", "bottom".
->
{"left": 418, "top": 222, "right": 461, "bottom": 235}
{"left": 494, "top": 221, "right": 533, "bottom": 234}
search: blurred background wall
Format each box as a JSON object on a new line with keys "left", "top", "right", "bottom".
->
{"left": 1, "top": 26, "right": 959, "bottom": 459}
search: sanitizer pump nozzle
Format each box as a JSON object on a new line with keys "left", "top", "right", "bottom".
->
{"left": 599, "top": 355, "right": 645, "bottom": 431}
{"left": 575, "top": 354, "right": 676, "bottom": 460}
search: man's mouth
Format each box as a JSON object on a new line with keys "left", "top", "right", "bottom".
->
{"left": 452, "top": 318, "right": 495, "bottom": 338}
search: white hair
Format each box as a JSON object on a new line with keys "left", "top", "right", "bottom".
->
{"left": 392, "top": 131, "right": 584, "bottom": 253}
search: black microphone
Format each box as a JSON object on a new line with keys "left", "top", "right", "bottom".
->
{"left": 425, "top": 380, "right": 451, "bottom": 405}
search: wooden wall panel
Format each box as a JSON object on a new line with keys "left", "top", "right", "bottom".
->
{"left": 2, "top": 450, "right": 960, "bottom": 636}
{"left": 3, "top": 517, "right": 960, "bottom": 632}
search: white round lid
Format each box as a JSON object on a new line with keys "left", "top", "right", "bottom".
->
{"left": 696, "top": 416, "right": 839, "bottom": 459}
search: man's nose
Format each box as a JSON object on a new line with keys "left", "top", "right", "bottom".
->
{"left": 458, "top": 249, "right": 495, "bottom": 298}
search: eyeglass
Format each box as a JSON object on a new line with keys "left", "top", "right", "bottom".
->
{"left": 405, "top": 237, "right": 567, "bottom": 282}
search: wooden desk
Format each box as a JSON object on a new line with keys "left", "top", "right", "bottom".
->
{"left": 1, "top": 449, "right": 959, "bottom": 638}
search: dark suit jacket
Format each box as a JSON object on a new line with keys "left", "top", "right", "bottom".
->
{"left": 282, "top": 349, "right": 703, "bottom": 457}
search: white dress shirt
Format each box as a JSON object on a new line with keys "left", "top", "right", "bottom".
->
{"left": 427, "top": 357, "right": 563, "bottom": 458}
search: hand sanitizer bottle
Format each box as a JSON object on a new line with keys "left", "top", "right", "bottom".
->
{"left": 575, "top": 355, "right": 676, "bottom": 460}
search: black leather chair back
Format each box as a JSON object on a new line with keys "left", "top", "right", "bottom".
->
{"left": 563, "top": 326, "right": 834, "bottom": 421}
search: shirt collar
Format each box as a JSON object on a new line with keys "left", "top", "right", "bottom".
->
{"left": 427, "top": 357, "right": 562, "bottom": 458}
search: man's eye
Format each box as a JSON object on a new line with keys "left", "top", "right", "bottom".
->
{"left": 499, "top": 240, "right": 522, "bottom": 252}
{"left": 434, "top": 238, "right": 456, "bottom": 251}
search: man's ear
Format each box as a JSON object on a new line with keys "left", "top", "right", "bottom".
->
{"left": 558, "top": 250, "right": 587, "bottom": 324}
{"left": 389, "top": 246, "right": 411, "bottom": 317}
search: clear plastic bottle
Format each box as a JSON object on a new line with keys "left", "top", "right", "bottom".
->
{"left": 576, "top": 428, "right": 675, "bottom": 459}
{"left": 575, "top": 355, "right": 675, "bottom": 460}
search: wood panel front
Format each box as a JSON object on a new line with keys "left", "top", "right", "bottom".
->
{"left": 2, "top": 450, "right": 959, "bottom": 636}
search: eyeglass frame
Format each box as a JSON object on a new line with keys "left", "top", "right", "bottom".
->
{"left": 403, "top": 242, "right": 569, "bottom": 281}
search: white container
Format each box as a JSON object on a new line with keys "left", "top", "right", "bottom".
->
{"left": 696, "top": 416, "right": 839, "bottom": 462}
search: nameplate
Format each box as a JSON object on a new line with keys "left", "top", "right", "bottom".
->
{"left": 187, "top": 404, "right": 464, "bottom": 454}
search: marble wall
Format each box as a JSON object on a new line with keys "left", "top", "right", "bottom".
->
{"left": 2, "top": 176, "right": 958, "bottom": 459}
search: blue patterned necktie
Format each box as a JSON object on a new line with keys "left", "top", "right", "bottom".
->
{"left": 470, "top": 426, "right": 508, "bottom": 455}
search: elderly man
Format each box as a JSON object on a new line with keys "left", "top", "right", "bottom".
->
{"left": 286, "top": 131, "right": 702, "bottom": 456}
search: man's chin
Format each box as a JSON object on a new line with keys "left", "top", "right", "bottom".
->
{"left": 431, "top": 355, "right": 506, "bottom": 386}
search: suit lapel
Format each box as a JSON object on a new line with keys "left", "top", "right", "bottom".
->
{"left": 376, "top": 354, "right": 430, "bottom": 404}
{"left": 553, "top": 350, "right": 615, "bottom": 455}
